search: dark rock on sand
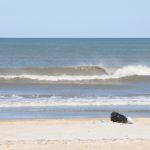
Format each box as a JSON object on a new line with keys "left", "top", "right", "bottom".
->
{"left": 111, "top": 112, "right": 128, "bottom": 123}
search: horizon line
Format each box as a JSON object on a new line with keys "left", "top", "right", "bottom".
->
{"left": 0, "top": 37, "right": 150, "bottom": 39}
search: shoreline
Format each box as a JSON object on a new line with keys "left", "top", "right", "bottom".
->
{"left": 0, "top": 116, "right": 150, "bottom": 121}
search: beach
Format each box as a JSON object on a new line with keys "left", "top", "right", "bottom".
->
{"left": 0, "top": 118, "right": 150, "bottom": 150}
{"left": 0, "top": 39, "right": 150, "bottom": 149}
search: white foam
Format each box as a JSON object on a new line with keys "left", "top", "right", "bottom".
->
{"left": 115, "top": 65, "right": 150, "bottom": 76}
{"left": 0, "top": 96, "right": 150, "bottom": 107}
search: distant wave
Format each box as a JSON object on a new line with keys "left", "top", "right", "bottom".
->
{"left": 0, "top": 95, "right": 150, "bottom": 107}
{"left": 0, "top": 65, "right": 150, "bottom": 83}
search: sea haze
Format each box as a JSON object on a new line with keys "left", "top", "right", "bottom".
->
{"left": 0, "top": 38, "right": 150, "bottom": 119}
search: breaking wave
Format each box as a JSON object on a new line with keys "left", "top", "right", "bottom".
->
{"left": 0, "top": 65, "right": 150, "bottom": 83}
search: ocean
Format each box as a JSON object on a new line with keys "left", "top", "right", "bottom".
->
{"left": 0, "top": 38, "right": 150, "bottom": 119}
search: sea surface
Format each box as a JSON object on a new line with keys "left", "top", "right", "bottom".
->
{"left": 0, "top": 38, "right": 150, "bottom": 119}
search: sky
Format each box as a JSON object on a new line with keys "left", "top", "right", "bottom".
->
{"left": 0, "top": 0, "right": 150, "bottom": 38}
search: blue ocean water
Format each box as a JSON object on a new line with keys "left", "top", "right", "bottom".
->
{"left": 0, "top": 38, "right": 150, "bottom": 119}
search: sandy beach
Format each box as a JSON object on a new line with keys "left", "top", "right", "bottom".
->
{"left": 0, "top": 118, "right": 150, "bottom": 150}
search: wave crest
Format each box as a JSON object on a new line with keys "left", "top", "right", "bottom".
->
{"left": 0, "top": 66, "right": 107, "bottom": 75}
{"left": 0, "top": 65, "right": 150, "bottom": 83}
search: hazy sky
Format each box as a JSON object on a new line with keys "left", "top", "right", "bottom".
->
{"left": 0, "top": 0, "right": 150, "bottom": 38}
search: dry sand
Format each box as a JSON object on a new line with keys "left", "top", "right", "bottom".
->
{"left": 0, "top": 118, "right": 150, "bottom": 150}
